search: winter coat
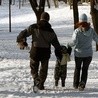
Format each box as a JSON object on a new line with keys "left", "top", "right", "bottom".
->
{"left": 17, "top": 20, "right": 61, "bottom": 61}
{"left": 68, "top": 27, "right": 98, "bottom": 57}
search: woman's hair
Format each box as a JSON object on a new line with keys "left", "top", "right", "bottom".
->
{"left": 76, "top": 22, "right": 90, "bottom": 29}
{"left": 76, "top": 13, "right": 90, "bottom": 30}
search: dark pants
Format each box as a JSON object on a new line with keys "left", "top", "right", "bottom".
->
{"left": 30, "top": 58, "right": 49, "bottom": 86}
{"left": 54, "top": 60, "right": 67, "bottom": 80}
{"left": 54, "top": 60, "right": 67, "bottom": 86}
{"left": 73, "top": 56, "right": 92, "bottom": 87}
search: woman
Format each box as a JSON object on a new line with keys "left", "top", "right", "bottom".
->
{"left": 68, "top": 13, "right": 98, "bottom": 91}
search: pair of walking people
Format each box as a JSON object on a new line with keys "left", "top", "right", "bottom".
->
{"left": 17, "top": 12, "right": 98, "bottom": 91}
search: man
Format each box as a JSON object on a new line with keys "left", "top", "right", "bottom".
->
{"left": 17, "top": 12, "right": 62, "bottom": 90}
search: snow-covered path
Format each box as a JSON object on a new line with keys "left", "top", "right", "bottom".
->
{"left": 0, "top": 37, "right": 98, "bottom": 98}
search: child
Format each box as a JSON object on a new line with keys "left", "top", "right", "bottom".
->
{"left": 54, "top": 45, "right": 72, "bottom": 87}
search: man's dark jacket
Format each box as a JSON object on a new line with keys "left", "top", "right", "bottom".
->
{"left": 17, "top": 20, "right": 61, "bottom": 61}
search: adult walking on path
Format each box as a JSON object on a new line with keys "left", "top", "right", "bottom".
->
{"left": 17, "top": 12, "right": 62, "bottom": 90}
{"left": 68, "top": 13, "right": 98, "bottom": 91}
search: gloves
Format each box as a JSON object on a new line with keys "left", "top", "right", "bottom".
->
{"left": 17, "top": 41, "right": 28, "bottom": 50}
{"left": 55, "top": 48, "right": 62, "bottom": 61}
{"left": 67, "top": 45, "right": 72, "bottom": 56}
{"left": 55, "top": 45, "right": 72, "bottom": 62}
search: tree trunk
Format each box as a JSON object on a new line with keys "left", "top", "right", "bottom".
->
{"left": 53, "top": 0, "right": 59, "bottom": 8}
{"left": 47, "top": 0, "right": 50, "bottom": 8}
{"left": 73, "top": 0, "right": 79, "bottom": 29}
{"left": 0, "top": 0, "right": 2, "bottom": 5}
{"left": 29, "top": 0, "right": 45, "bottom": 23}
{"left": 13, "top": 0, "right": 15, "bottom": 5}
{"left": 90, "top": 0, "right": 98, "bottom": 51}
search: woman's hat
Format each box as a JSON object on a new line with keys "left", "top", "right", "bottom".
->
{"left": 79, "top": 13, "right": 88, "bottom": 22}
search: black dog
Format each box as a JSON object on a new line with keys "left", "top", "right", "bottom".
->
{"left": 54, "top": 45, "right": 72, "bottom": 87}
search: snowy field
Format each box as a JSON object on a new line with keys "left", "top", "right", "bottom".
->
{"left": 0, "top": 1, "right": 98, "bottom": 98}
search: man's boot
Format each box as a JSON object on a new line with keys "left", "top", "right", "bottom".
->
{"left": 61, "top": 79, "right": 65, "bottom": 87}
{"left": 38, "top": 83, "right": 45, "bottom": 90}
{"left": 78, "top": 82, "right": 85, "bottom": 91}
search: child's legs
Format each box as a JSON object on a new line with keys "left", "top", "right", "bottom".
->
{"left": 54, "top": 61, "right": 61, "bottom": 86}
{"left": 61, "top": 65, "right": 67, "bottom": 87}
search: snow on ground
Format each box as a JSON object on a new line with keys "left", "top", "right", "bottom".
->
{"left": 0, "top": 1, "right": 98, "bottom": 98}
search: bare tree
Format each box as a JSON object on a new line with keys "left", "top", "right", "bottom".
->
{"left": 29, "top": 0, "right": 46, "bottom": 22}
{"left": 0, "top": 0, "right": 2, "bottom": 5}
{"left": 53, "top": 0, "right": 59, "bottom": 8}
{"left": 90, "top": 0, "right": 98, "bottom": 51}
{"left": 46, "top": 0, "right": 50, "bottom": 8}
{"left": 13, "top": 0, "right": 15, "bottom": 5}
{"left": 73, "top": 0, "right": 79, "bottom": 29}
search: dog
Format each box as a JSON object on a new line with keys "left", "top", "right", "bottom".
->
{"left": 54, "top": 45, "right": 72, "bottom": 87}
